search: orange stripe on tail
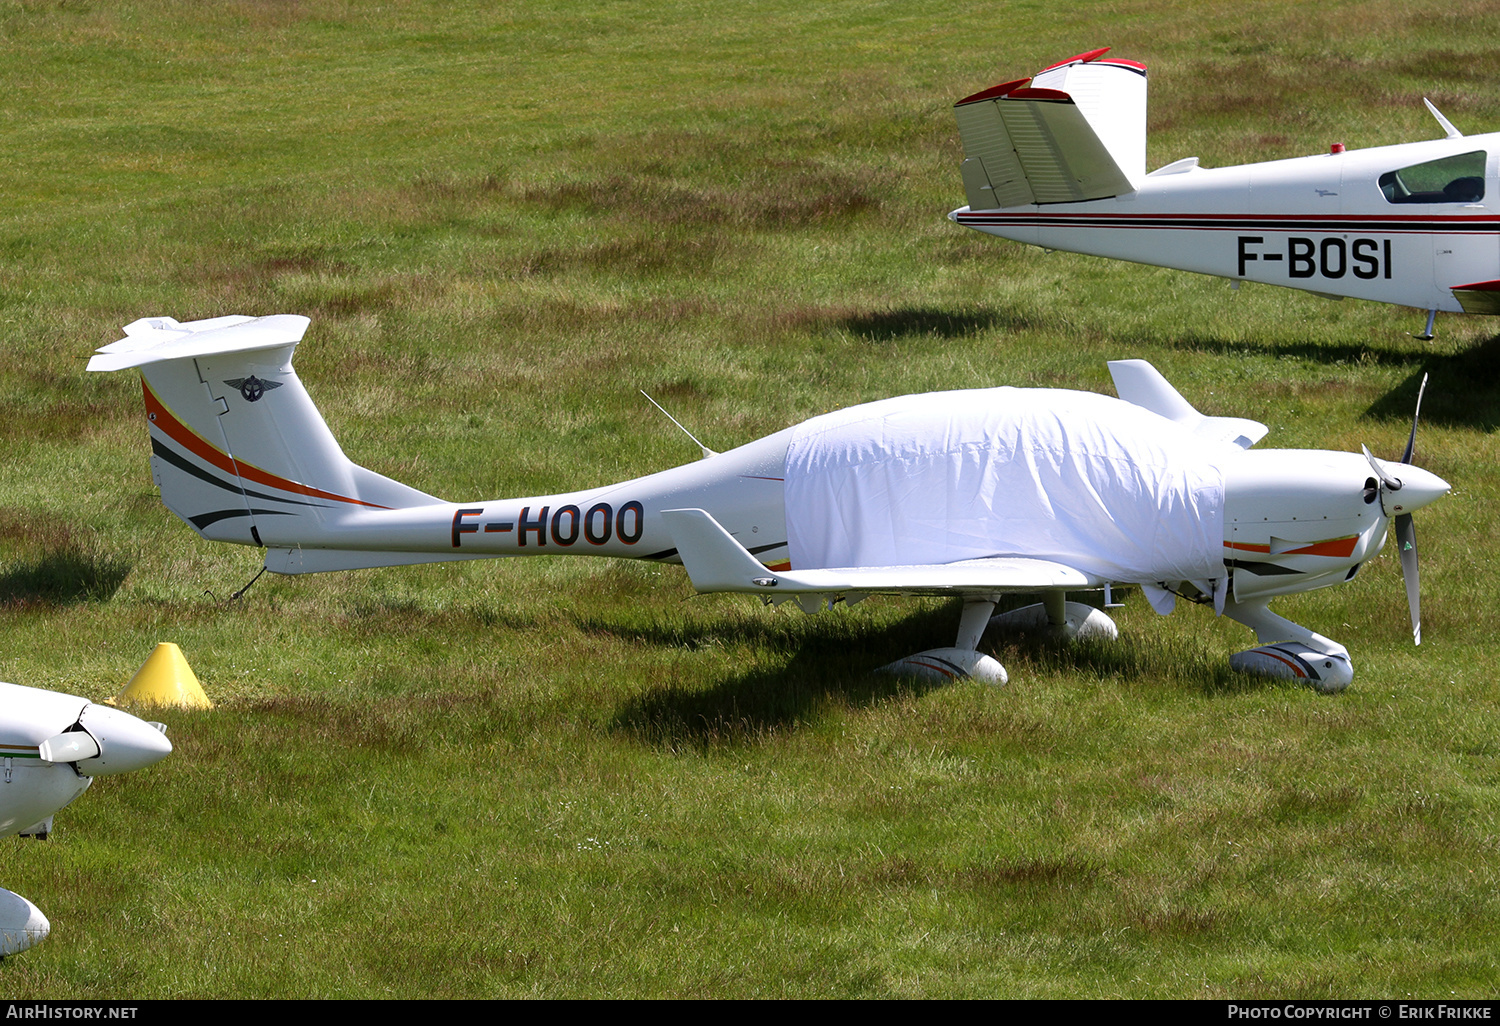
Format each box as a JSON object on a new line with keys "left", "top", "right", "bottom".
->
{"left": 142, "top": 380, "right": 386, "bottom": 509}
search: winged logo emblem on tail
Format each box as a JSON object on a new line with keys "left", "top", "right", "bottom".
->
{"left": 223, "top": 376, "right": 282, "bottom": 403}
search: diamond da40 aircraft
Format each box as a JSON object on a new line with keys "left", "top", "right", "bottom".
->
{"left": 0, "top": 682, "right": 172, "bottom": 955}
{"left": 951, "top": 48, "right": 1500, "bottom": 339}
{"left": 90, "top": 314, "right": 1449, "bottom": 692}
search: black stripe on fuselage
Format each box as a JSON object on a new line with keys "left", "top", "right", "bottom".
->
{"left": 189, "top": 508, "right": 297, "bottom": 529}
{"left": 641, "top": 540, "right": 789, "bottom": 562}
{"left": 152, "top": 437, "right": 332, "bottom": 510}
{"left": 1227, "top": 560, "right": 1305, "bottom": 577}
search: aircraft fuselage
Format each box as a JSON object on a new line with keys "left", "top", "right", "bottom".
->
{"left": 953, "top": 133, "right": 1500, "bottom": 313}
{"left": 252, "top": 398, "right": 1447, "bottom": 611}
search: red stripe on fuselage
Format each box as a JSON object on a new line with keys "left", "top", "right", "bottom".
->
{"left": 141, "top": 379, "right": 386, "bottom": 508}
{"left": 955, "top": 211, "right": 1500, "bottom": 234}
{"left": 1224, "top": 535, "right": 1359, "bottom": 558}
{"left": 1279, "top": 536, "right": 1359, "bottom": 558}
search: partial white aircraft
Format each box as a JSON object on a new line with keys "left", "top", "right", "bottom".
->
{"left": 0, "top": 682, "right": 172, "bottom": 955}
{"left": 950, "top": 48, "right": 1500, "bottom": 338}
{"left": 90, "top": 315, "right": 1448, "bottom": 692}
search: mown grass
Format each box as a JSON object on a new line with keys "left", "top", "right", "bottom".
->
{"left": 1, "top": 0, "right": 1499, "bottom": 999}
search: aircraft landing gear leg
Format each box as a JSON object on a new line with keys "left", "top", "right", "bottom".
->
{"left": 955, "top": 597, "right": 997, "bottom": 651}
{"left": 876, "top": 597, "right": 1008, "bottom": 685}
{"left": 1415, "top": 308, "right": 1437, "bottom": 341}
{"left": 1043, "top": 590, "right": 1067, "bottom": 628}
{"left": 1222, "top": 597, "right": 1353, "bottom": 693}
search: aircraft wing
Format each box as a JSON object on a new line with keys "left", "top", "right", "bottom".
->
{"left": 661, "top": 508, "right": 1104, "bottom": 600}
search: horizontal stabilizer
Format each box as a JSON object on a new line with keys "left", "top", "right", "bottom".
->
{"left": 1451, "top": 279, "right": 1500, "bottom": 315}
{"left": 954, "top": 48, "right": 1145, "bottom": 209}
{"left": 1109, "top": 359, "right": 1268, "bottom": 450}
{"left": 87, "top": 315, "right": 311, "bottom": 372}
{"left": 662, "top": 508, "right": 1101, "bottom": 597}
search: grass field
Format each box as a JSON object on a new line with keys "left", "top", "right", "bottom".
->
{"left": 2, "top": 0, "right": 1499, "bottom": 998}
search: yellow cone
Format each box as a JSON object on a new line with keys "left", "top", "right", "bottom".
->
{"left": 113, "top": 643, "right": 213, "bottom": 710}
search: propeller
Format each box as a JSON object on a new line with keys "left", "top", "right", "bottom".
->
{"left": 1360, "top": 374, "right": 1445, "bottom": 645}
{"left": 36, "top": 708, "right": 171, "bottom": 773}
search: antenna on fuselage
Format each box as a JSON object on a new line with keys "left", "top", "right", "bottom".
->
{"left": 640, "top": 391, "right": 718, "bottom": 459}
{"left": 1423, "top": 98, "right": 1463, "bottom": 139}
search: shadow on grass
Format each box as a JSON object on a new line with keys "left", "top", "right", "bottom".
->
{"left": 0, "top": 545, "right": 132, "bottom": 606}
{"left": 1363, "top": 331, "right": 1500, "bottom": 432}
{"left": 1159, "top": 330, "right": 1426, "bottom": 368}
{"left": 607, "top": 599, "right": 1266, "bottom": 748}
{"left": 608, "top": 602, "right": 959, "bottom": 748}
{"left": 833, "top": 306, "right": 1037, "bottom": 341}
{"left": 1151, "top": 327, "right": 1500, "bottom": 432}
{"left": 1003, "top": 631, "right": 1267, "bottom": 698}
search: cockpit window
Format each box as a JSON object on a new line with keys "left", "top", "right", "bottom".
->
{"left": 1379, "top": 150, "right": 1486, "bottom": 204}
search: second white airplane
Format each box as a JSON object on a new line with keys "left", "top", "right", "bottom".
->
{"left": 1, "top": 682, "right": 173, "bottom": 955}
{"left": 90, "top": 315, "right": 1448, "bottom": 693}
{"left": 950, "top": 48, "right": 1500, "bottom": 338}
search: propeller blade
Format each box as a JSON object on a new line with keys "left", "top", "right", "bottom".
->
{"left": 37, "top": 731, "right": 101, "bottom": 764}
{"left": 1401, "top": 373, "right": 1429, "bottom": 465}
{"left": 1395, "top": 512, "right": 1421, "bottom": 645}
{"left": 1395, "top": 375, "right": 1436, "bottom": 644}
{"left": 1361, "top": 444, "right": 1402, "bottom": 492}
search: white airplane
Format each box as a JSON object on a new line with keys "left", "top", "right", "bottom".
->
{"left": 950, "top": 48, "right": 1500, "bottom": 339}
{"left": 89, "top": 315, "right": 1448, "bottom": 692}
{"left": 0, "top": 682, "right": 173, "bottom": 955}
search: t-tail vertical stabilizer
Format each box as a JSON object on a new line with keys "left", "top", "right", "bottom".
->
{"left": 87, "top": 315, "right": 442, "bottom": 550}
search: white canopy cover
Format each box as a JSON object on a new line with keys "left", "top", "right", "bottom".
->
{"left": 784, "top": 387, "right": 1234, "bottom": 583}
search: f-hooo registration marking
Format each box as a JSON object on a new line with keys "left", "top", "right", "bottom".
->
{"left": 451, "top": 501, "right": 645, "bottom": 548}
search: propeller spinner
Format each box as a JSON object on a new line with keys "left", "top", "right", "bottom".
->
{"left": 35, "top": 707, "right": 171, "bottom": 774}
